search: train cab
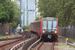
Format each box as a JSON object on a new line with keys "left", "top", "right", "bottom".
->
{"left": 42, "top": 17, "right": 58, "bottom": 39}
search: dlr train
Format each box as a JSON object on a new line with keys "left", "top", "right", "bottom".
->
{"left": 30, "top": 17, "right": 59, "bottom": 40}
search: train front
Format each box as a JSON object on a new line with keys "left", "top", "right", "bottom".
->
{"left": 42, "top": 17, "right": 58, "bottom": 40}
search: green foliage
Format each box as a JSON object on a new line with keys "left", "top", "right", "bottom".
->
{"left": 38, "top": 0, "right": 75, "bottom": 27}
{"left": 35, "top": 17, "right": 42, "bottom": 21}
{"left": 22, "top": 25, "right": 30, "bottom": 31}
{"left": 0, "top": 34, "right": 14, "bottom": 39}
{"left": 0, "top": 34, "right": 3, "bottom": 37}
{"left": 0, "top": 0, "right": 22, "bottom": 28}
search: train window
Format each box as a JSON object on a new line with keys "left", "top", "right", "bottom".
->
{"left": 30, "top": 23, "right": 33, "bottom": 30}
{"left": 43, "top": 21, "right": 47, "bottom": 29}
{"left": 53, "top": 21, "right": 57, "bottom": 29}
{"left": 35, "top": 22, "right": 40, "bottom": 31}
{"left": 48, "top": 21, "right": 52, "bottom": 29}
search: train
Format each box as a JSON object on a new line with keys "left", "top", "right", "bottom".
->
{"left": 30, "top": 17, "right": 59, "bottom": 40}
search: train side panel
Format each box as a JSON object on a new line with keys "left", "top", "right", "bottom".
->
{"left": 34, "top": 22, "right": 41, "bottom": 33}
{"left": 30, "top": 20, "right": 42, "bottom": 37}
{"left": 57, "top": 18, "right": 59, "bottom": 37}
{"left": 40, "top": 18, "right": 43, "bottom": 37}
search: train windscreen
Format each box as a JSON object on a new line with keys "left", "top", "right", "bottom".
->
{"left": 48, "top": 21, "right": 52, "bottom": 29}
{"left": 53, "top": 21, "right": 57, "bottom": 29}
{"left": 43, "top": 20, "right": 57, "bottom": 30}
{"left": 43, "top": 21, "right": 47, "bottom": 29}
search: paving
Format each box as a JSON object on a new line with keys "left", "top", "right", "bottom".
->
{"left": 54, "top": 43, "right": 75, "bottom": 50}
{"left": 54, "top": 37, "right": 75, "bottom": 50}
{"left": 38, "top": 42, "right": 53, "bottom": 50}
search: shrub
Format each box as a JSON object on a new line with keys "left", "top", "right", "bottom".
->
{"left": 22, "top": 25, "right": 30, "bottom": 31}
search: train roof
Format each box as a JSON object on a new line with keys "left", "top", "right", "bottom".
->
{"left": 30, "top": 17, "right": 58, "bottom": 24}
{"left": 43, "top": 17, "right": 57, "bottom": 21}
{"left": 31, "top": 20, "right": 41, "bottom": 24}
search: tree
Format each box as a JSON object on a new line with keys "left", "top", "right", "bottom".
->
{"left": 0, "top": 3, "right": 6, "bottom": 23}
{"left": 0, "top": 0, "right": 21, "bottom": 24}
{"left": 38, "top": 0, "right": 57, "bottom": 17}
{"left": 22, "top": 25, "right": 30, "bottom": 31}
{"left": 55, "top": 0, "right": 75, "bottom": 26}
{"left": 0, "top": 0, "right": 22, "bottom": 28}
{"left": 38, "top": 0, "right": 75, "bottom": 27}
{"left": 35, "top": 17, "right": 42, "bottom": 21}
{"left": 11, "top": 1, "right": 22, "bottom": 28}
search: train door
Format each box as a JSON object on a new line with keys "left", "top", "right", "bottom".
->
{"left": 47, "top": 21, "right": 52, "bottom": 33}
{"left": 47, "top": 20, "right": 57, "bottom": 32}
{"left": 42, "top": 20, "right": 53, "bottom": 33}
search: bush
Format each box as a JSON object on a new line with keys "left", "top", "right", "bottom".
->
{"left": 22, "top": 25, "right": 30, "bottom": 31}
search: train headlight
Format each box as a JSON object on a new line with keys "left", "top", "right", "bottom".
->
{"left": 54, "top": 31, "right": 57, "bottom": 33}
{"left": 43, "top": 31, "right": 45, "bottom": 33}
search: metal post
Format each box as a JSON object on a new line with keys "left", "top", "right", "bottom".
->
{"left": 27, "top": 0, "right": 28, "bottom": 25}
{"left": 66, "top": 38, "right": 68, "bottom": 45}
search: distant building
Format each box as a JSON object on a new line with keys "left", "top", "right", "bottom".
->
{"left": 20, "top": 0, "right": 36, "bottom": 27}
{"left": 11, "top": 0, "right": 15, "bottom": 1}
{"left": 11, "top": 0, "right": 36, "bottom": 27}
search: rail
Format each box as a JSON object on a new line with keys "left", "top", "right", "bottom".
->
{"left": 51, "top": 42, "right": 55, "bottom": 50}
{"left": 22, "top": 36, "right": 39, "bottom": 50}
{"left": 36, "top": 42, "right": 44, "bottom": 50}
{"left": 27, "top": 38, "right": 41, "bottom": 50}
{"left": 10, "top": 38, "right": 32, "bottom": 50}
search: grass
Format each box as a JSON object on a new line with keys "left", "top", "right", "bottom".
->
{"left": 0, "top": 37, "right": 6, "bottom": 39}
{"left": 0, "top": 35, "right": 3, "bottom": 37}
{"left": 60, "top": 36, "right": 75, "bottom": 42}
{"left": 56, "top": 45, "right": 75, "bottom": 49}
{"left": 26, "top": 29, "right": 30, "bottom": 31}
{"left": 0, "top": 34, "right": 14, "bottom": 39}
{"left": 0, "top": 23, "right": 2, "bottom": 25}
{"left": 68, "top": 38, "right": 75, "bottom": 42}
{"left": 0, "top": 35, "right": 6, "bottom": 39}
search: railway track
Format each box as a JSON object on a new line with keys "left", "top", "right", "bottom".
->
{"left": 28, "top": 38, "right": 56, "bottom": 50}
{"left": 0, "top": 39, "right": 20, "bottom": 47}
{"left": 0, "top": 32, "right": 26, "bottom": 50}
{"left": 0, "top": 37, "right": 27, "bottom": 50}
{"left": 35, "top": 42, "right": 55, "bottom": 50}
{"left": 0, "top": 34, "right": 24, "bottom": 47}
{"left": 0, "top": 34, "right": 23, "bottom": 41}
{"left": 0, "top": 31, "right": 38, "bottom": 50}
{"left": 27, "top": 36, "right": 75, "bottom": 50}
{"left": 0, "top": 36, "right": 25, "bottom": 47}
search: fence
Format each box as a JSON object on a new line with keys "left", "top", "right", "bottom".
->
{"left": 59, "top": 27, "right": 75, "bottom": 39}
{"left": 0, "top": 24, "right": 12, "bottom": 36}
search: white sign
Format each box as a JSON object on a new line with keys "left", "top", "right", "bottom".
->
{"left": 6, "top": 32, "right": 8, "bottom": 34}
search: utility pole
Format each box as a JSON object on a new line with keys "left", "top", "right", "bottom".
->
{"left": 27, "top": 0, "right": 28, "bottom": 25}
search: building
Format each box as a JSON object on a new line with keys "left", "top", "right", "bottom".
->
{"left": 21, "top": 0, "right": 36, "bottom": 27}
{"left": 11, "top": 0, "right": 36, "bottom": 27}
{"left": 11, "top": 0, "right": 15, "bottom": 1}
